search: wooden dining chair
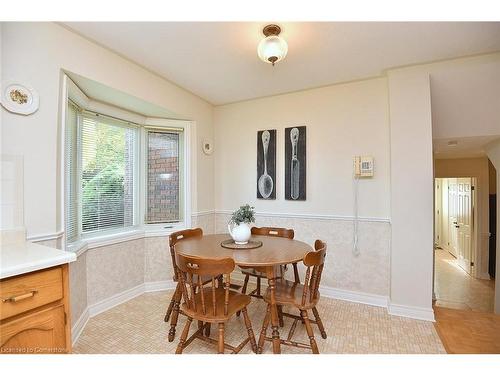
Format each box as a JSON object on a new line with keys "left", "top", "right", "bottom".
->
{"left": 164, "top": 228, "right": 214, "bottom": 342}
{"left": 257, "top": 240, "right": 327, "bottom": 354}
{"left": 174, "top": 253, "right": 258, "bottom": 354}
{"left": 240, "top": 226, "right": 299, "bottom": 299}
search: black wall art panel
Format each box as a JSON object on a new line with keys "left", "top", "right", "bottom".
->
{"left": 284, "top": 126, "right": 306, "bottom": 200}
{"left": 257, "top": 129, "right": 276, "bottom": 199}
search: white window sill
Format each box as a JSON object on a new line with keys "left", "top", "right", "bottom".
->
{"left": 66, "top": 222, "right": 189, "bottom": 257}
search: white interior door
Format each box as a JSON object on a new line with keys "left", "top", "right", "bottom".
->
{"left": 456, "top": 178, "right": 473, "bottom": 274}
{"left": 448, "top": 178, "right": 458, "bottom": 258}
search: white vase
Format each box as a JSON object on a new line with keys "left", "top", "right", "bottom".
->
{"left": 228, "top": 222, "right": 251, "bottom": 245}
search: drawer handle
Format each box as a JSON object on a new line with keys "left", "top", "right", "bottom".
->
{"left": 2, "top": 290, "right": 38, "bottom": 303}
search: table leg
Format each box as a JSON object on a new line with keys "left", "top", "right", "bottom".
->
{"left": 266, "top": 266, "right": 281, "bottom": 354}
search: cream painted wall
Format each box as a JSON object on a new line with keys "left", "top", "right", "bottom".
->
{"left": 434, "top": 157, "right": 491, "bottom": 279}
{"left": 388, "top": 69, "right": 435, "bottom": 319}
{"left": 213, "top": 78, "right": 391, "bottom": 300}
{"left": 213, "top": 78, "right": 391, "bottom": 219}
{"left": 0, "top": 22, "right": 215, "bottom": 239}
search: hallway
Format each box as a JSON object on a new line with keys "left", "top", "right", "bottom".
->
{"left": 434, "top": 248, "right": 495, "bottom": 312}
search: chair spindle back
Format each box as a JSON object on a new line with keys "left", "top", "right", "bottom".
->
{"left": 169, "top": 228, "right": 203, "bottom": 281}
{"left": 301, "top": 240, "right": 327, "bottom": 306}
{"left": 175, "top": 253, "right": 235, "bottom": 317}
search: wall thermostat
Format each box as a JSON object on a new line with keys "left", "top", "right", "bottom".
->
{"left": 202, "top": 139, "right": 214, "bottom": 155}
{"left": 354, "top": 156, "right": 374, "bottom": 177}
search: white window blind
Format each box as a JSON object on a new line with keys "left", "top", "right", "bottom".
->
{"left": 65, "top": 101, "right": 79, "bottom": 243}
{"left": 80, "top": 113, "right": 137, "bottom": 234}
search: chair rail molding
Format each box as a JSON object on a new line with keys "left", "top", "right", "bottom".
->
{"left": 215, "top": 209, "right": 390, "bottom": 223}
{"left": 26, "top": 230, "right": 64, "bottom": 242}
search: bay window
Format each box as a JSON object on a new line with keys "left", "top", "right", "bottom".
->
{"left": 64, "top": 89, "right": 189, "bottom": 248}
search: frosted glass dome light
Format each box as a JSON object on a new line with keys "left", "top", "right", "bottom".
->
{"left": 257, "top": 24, "right": 288, "bottom": 66}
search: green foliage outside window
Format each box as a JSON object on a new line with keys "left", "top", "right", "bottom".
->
{"left": 81, "top": 121, "right": 128, "bottom": 232}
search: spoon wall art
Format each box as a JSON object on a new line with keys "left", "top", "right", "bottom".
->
{"left": 256, "top": 129, "right": 276, "bottom": 199}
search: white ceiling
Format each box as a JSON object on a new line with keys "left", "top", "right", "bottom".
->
{"left": 431, "top": 57, "right": 500, "bottom": 140}
{"left": 429, "top": 54, "right": 500, "bottom": 159}
{"left": 64, "top": 22, "right": 500, "bottom": 105}
{"left": 433, "top": 136, "right": 500, "bottom": 159}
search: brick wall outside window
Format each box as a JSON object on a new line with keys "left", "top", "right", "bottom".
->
{"left": 146, "top": 132, "right": 180, "bottom": 223}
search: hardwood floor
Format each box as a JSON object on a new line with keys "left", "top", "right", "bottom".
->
{"left": 434, "top": 306, "right": 500, "bottom": 354}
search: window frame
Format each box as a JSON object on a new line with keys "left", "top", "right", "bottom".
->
{"left": 78, "top": 111, "right": 141, "bottom": 240}
{"left": 62, "top": 75, "right": 192, "bottom": 253}
{"left": 139, "top": 117, "right": 192, "bottom": 236}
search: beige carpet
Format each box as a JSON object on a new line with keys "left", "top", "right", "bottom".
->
{"left": 73, "top": 290, "right": 445, "bottom": 354}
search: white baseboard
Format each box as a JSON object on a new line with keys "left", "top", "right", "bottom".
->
{"left": 319, "top": 285, "right": 389, "bottom": 308}
{"left": 144, "top": 280, "right": 176, "bottom": 292}
{"left": 87, "top": 283, "right": 145, "bottom": 318}
{"left": 72, "top": 281, "right": 176, "bottom": 345}
{"left": 71, "top": 307, "right": 90, "bottom": 345}
{"left": 387, "top": 302, "right": 435, "bottom": 321}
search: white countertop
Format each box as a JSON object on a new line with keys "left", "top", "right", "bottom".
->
{"left": 0, "top": 241, "right": 76, "bottom": 279}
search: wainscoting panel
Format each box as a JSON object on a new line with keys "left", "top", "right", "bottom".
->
{"left": 33, "top": 210, "right": 396, "bottom": 343}
{"left": 144, "top": 236, "right": 171, "bottom": 283}
{"left": 215, "top": 211, "right": 391, "bottom": 297}
{"left": 69, "top": 251, "right": 88, "bottom": 326}
{"left": 191, "top": 211, "right": 216, "bottom": 234}
{"left": 85, "top": 238, "right": 145, "bottom": 306}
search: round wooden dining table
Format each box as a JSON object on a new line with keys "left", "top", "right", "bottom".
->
{"left": 175, "top": 233, "right": 313, "bottom": 354}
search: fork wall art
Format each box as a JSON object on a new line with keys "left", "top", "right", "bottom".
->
{"left": 285, "top": 126, "right": 306, "bottom": 200}
{"left": 257, "top": 129, "right": 276, "bottom": 199}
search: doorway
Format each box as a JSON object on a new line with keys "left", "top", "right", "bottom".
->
{"left": 434, "top": 177, "right": 495, "bottom": 312}
{"left": 435, "top": 177, "right": 474, "bottom": 273}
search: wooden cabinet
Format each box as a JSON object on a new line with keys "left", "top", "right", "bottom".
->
{"left": 0, "top": 265, "right": 71, "bottom": 354}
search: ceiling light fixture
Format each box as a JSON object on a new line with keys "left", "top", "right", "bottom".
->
{"left": 257, "top": 24, "right": 288, "bottom": 66}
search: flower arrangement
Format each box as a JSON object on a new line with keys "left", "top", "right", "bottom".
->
{"left": 230, "top": 204, "right": 255, "bottom": 226}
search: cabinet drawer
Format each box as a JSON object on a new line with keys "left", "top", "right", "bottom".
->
{"left": 0, "top": 267, "right": 63, "bottom": 320}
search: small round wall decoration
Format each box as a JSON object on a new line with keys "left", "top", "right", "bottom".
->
{"left": 202, "top": 139, "right": 214, "bottom": 155}
{"left": 1, "top": 81, "right": 40, "bottom": 115}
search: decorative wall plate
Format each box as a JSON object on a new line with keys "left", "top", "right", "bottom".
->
{"left": 1, "top": 82, "right": 39, "bottom": 115}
